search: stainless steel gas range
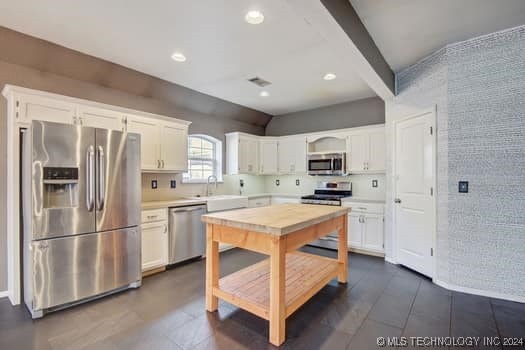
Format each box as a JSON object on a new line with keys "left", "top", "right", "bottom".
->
{"left": 301, "top": 182, "right": 351, "bottom": 249}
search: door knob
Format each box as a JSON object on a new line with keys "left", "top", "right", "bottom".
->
{"left": 394, "top": 198, "right": 401, "bottom": 203}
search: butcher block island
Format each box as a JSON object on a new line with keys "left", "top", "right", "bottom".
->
{"left": 201, "top": 203, "right": 350, "bottom": 346}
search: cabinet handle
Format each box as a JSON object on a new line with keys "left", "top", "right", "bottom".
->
{"left": 357, "top": 207, "right": 367, "bottom": 210}
{"left": 261, "top": 165, "right": 264, "bottom": 173}
{"left": 157, "top": 160, "right": 161, "bottom": 168}
{"left": 164, "top": 224, "right": 168, "bottom": 234}
{"left": 161, "top": 160, "right": 165, "bottom": 168}
{"left": 147, "top": 215, "right": 158, "bottom": 219}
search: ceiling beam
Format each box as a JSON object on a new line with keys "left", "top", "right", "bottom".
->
{"left": 287, "top": 0, "right": 395, "bottom": 100}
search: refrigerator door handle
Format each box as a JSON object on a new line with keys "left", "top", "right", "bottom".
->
{"left": 86, "top": 145, "right": 95, "bottom": 211}
{"left": 97, "top": 146, "right": 105, "bottom": 211}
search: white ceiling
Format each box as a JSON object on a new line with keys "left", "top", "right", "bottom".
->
{"left": 0, "top": 0, "right": 377, "bottom": 115}
{"left": 350, "top": 0, "right": 525, "bottom": 72}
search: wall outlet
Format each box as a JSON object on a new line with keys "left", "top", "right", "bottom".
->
{"left": 170, "top": 180, "right": 177, "bottom": 189}
{"left": 151, "top": 180, "right": 158, "bottom": 189}
{"left": 240, "top": 179, "right": 244, "bottom": 188}
{"left": 372, "top": 179, "right": 378, "bottom": 188}
{"left": 276, "top": 179, "right": 280, "bottom": 186}
{"left": 458, "top": 181, "right": 468, "bottom": 193}
{"left": 296, "top": 179, "right": 300, "bottom": 186}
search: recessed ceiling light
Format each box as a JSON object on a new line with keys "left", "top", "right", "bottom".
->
{"left": 323, "top": 73, "right": 336, "bottom": 81}
{"left": 171, "top": 52, "right": 186, "bottom": 62}
{"left": 260, "top": 91, "right": 270, "bottom": 97}
{"left": 245, "top": 10, "right": 264, "bottom": 24}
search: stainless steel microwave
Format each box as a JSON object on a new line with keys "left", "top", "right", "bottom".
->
{"left": 307, "top": 152, "right": 347, "bottom": 176}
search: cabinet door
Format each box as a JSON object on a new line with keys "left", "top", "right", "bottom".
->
{"left": 239, "top": 136, "right": 258, "bottom": 174}
{"left": 141, "top": 221, "right": 169, "bottom": 271}
{"left": 78, "top": 106, "right": 124, "bottom": 131}
{"left": 259, "top": 140, "right": 278, "bottom": 174}
{"left": 278, "top": 137, "right": 306, "bottom": 174}
{"left": 367, "top": 131, "right": 386, "bottom": 172}
{"left": 348, "top": 134, "right": 368, "bottom": 172}
{"left": 160, "top": 122, "right": 188, "bottom": 172}
{"left": 348, "top": 213, "right": 363, "bottom": 248}
{"left": 362, "top": 214, "right": 384, "bottom": 252}
{"left": 127, "top": 116, "right": 160, "bottom": 171}
{"left": 19, "top": 95, "right": 75, "bottom": 125}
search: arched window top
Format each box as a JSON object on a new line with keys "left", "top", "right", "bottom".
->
{"left": 183, "top": 134, "right": 222, "bottom": 183}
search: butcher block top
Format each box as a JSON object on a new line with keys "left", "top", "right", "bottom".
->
{"left": 201, "top": 203, "right": 350, "bottom": 236}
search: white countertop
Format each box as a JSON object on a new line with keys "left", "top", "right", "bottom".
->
{"left": 246, "top": 193, "right": 304, "bottom": 199}
{"left": 141, "top": 198, "right": 207, "bottom": 210}
{"left": 341, "top": 197, "right": 385, "bottom": 204}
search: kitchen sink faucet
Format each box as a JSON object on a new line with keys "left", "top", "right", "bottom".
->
{"left": 206, "top": 175, "right": 218, "bottom": 196}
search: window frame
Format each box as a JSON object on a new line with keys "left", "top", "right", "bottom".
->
{"left": 182, "top": 134, "right": 223, "bottom": 184}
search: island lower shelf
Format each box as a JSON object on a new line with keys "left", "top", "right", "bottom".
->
{"left": 213, "top": 251, "right": 340, "bottom": 320}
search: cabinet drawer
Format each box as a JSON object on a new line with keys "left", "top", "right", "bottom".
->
{"left": 343, "top": 202, "right": 384, "bottom": 214}
{"left": 141, "top": 208, "right": 168, "bottom": 223}
{"left": 248, "top": 197, "right": 271, "bottom": 207}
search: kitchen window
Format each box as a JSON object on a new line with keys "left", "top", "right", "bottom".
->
{"left": 183, "top": 134, "right": 223, "bottom": 183}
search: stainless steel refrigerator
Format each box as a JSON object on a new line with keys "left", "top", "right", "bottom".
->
{"left": 22, "top": 120, "right": 142, "bottom": 318}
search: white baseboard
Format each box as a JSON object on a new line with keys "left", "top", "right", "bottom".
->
{"left": 384, "top": 256, "right": 397, "bottom": 264}
{"left": 0, "top": 290, "right": 8, "bottom": 299}
{"left": 434, "top": 279, "right": 525, "bottom": 304}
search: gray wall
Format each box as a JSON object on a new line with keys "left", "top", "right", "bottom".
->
{"left": 0, "top": 28, "right": 271, "bottom": 292}
{"left": 265, "top": 97, "right": 384, "bottom": 136}
{"left": 388, "top": 25, "right": 525, "bottom": 298}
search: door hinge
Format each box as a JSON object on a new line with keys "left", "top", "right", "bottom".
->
{"left": 430, "top": 126, "right": 433, "bottom": 135}
{"left": 430, "top": 248, "right": 434, "bottom": 256}
{"left": 430, "top": 187, "right": 433, "bottom": 196}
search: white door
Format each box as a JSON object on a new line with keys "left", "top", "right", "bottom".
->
{"left": 259, "top": 140, "right": 278, "bottom": 174}
{"left": 362, "top": 214, "right": 384, "bottom": 252}
{"left": 161, "top": 122, "right": 188, "bottom": 171}
{"left": 395, "top": 111, "right": 435, "bottom": 277}
{"left": 19, "top": 95, "right": 75, "bottom": 124}
{"left": 127, "top": 116, "right": 160, "bottom": 171}
{"left": 348, "top": 134, "right": 368, "bottom": 172}
{"left": 141, "top": 221, "right": 169, "bottom": 271}
{"left": 78, "top": 106, "right": 124, "bottom": 130}
{"left": 347, "top": 213, "right": 363, "bottom": 248}
{"left": 367, "top": 131, "right": 386, "bottom": 172}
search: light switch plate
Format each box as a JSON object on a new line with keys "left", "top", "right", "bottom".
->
{"left": 170, "top": 180, "right": 176, "bottom": 189}
{"left": 296, "top": 179, "right": 300, "bottom": 186}
{"left": 459, "top": 181, "right": 468, "bottom": 193}
{"left": 151, "top": 180, "right": 158, "bottom": 189}
{"left": 372, "top": 180, "right": 378, "bottom": 188}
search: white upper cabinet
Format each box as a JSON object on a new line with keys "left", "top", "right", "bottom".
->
{"left": 77, "top": 106, "right": 125, "bottom": 131}
{"left": 127, "top": 115, "right": 189, "bottom": 172}
{"left": 126, "top": 116, "right": 161, "bottom": 171}
{"left": 226, "top": 132, "right": 259, "bottom": 175}
{"left": 160, "top": 122, "right": 188, "bottom": 172}
{"left": 259, "top": 139, "right": 279, "bottom": 175}
{"left": 367, "top": 130, "right": 386, "bottom": 172}
{"left": 348, "top": 133, "right": 368, "bottom": 172}
{"left": 278, "top": 136, "right": 306, "bottom": 174}
{"left": 18, "top": 94, "right": 76, "bottom": 125}
{"left": 347, "top": 127, "right": 385, "bottom": 173}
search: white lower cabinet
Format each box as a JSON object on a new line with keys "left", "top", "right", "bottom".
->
{"left": 270, "top": 196, "right": 300, "bottom": 205}
{"left": 248, "top": 196, "right": 271, "bottom": 208}
{"left": 346, "top": 203, "right": 384, "bottom": 255}
{"left": 141, "top": 209, "right": 169, "bottom": 272}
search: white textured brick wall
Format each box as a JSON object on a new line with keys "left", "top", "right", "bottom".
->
{"left": 387, "top": 25, "right": 525, "bottom": 299}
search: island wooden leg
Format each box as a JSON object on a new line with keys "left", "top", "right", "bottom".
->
{"left": 338, "top": 215, "right": 348, "bottom": 283}
{"left": 206, "top": 223, "right": 219, "bottom": 312}
{"left": 269, "top": 236, "right": 286, "bottom": 346}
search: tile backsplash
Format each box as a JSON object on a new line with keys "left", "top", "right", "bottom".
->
{"left": 141, "top": 173, "right": 266, "bottom": 201}
{"left": 142, "top": 172, "right": 385, "bottom": 202}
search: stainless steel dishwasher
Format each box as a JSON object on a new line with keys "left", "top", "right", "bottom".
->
{"left": 169, "top": 204, "right": 207, "bottom": 264}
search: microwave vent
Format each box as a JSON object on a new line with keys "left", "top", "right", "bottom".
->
{"left": 247, "top": 77, "right": 272, "bottom": 87}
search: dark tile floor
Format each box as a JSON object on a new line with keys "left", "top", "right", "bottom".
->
{"left": 1, "top": 247, "right": 524, "bottom": 350}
